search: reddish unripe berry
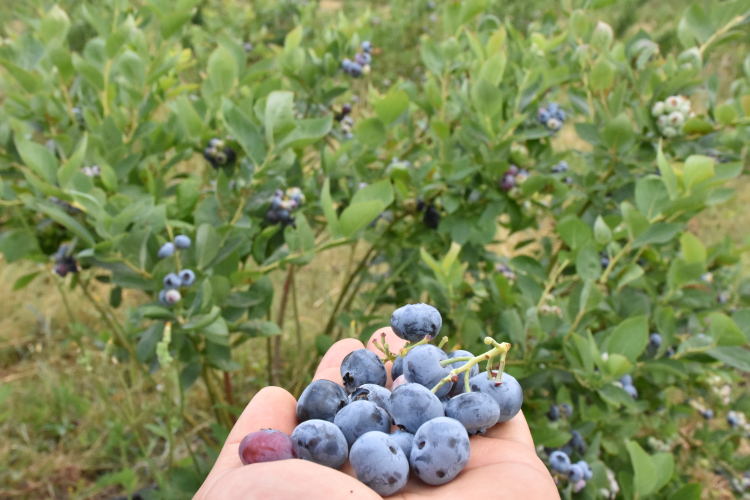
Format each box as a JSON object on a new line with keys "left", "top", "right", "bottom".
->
{"left": 238, "top": 429, "right": 299, "bottom": 465}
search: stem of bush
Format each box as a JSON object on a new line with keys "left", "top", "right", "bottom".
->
{"left": 272, "top": 265, "right": 294, "bottom": 386}
{"left": 599, "top": 240, "right": 632, "bottom": 284}
{"left": 291, "top": 268, "right": 302, "bottom": 350}
{"left": 537, "top": 258, "right": 570, "bottom": 309}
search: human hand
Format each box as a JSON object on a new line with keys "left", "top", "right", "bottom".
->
{"left": 194, "top": 328, "right": 559, "bottom": 500}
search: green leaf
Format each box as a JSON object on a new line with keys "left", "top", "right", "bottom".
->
{"left": 58, "top": 134, "right": 88, "bottom": 188}
{"left": 651, "top": 453, "right": 674, "bottom": 493}
{"left": 576, "top": 241, "right": 602, "bottom": 281}
{"left": 683, "top": 155, "right": 715, "bottom": 192}
{"left": 707, "top": 347, "right": 750, "bottom": 371}
{"left": 680, "top": 232, "right": 706, "bottom": 264}
{"left": 657, "top": 141, "right": 679, "bottom": 200}
{"left": 708, "top": 313, "right": 746, "bottom": 347}
{"left": 15, "top": 137, "right": 58, "bottom": 184}
{"left": 621, "top": 202, "right": 650, "bottom": 239}
{"left": 339, "top": 200, "right": 385, "bottom": 238}
{"left": 627, "top": 441, "right": 657, "bottom": 498}
{"left": 195, "top": 223, "right": 220, "bottom": 270}
{"left": 264, "top": 91, "right": 296, "bottom": 146}
{"left": 175, "top": 95, "right": 203, "bottom": 140}
{"left": 669, "top": 484, "right": 701, "bottom": 500}
{"left": 601, "top": 113, "right": 634, "bottom": 152}
{"left": 351, "top": 180, "right": 394, "bottom": 208}
{"left": 459, "top": 0, "right": 489, "bottom": 24}
{"left": 374, "top": 89, "right": 409, "bottom": 125}
{"left": 420, "top": 39, "right": 445, "bottom": 76}
{"left": 222, "top": 98, "right": 265, "bottom": 165}
{"left": 208, "top": 46, "right": 237, "bottom": 96}
{"left": 471, "top": 78, "right": 503, "bottom": 117}
{"left": 354, "top": 118, "right": 387, "bottom": 148}
{"left": 315, "top": 334, "right": 335, "bottom": 356}
{"left": 635, "top": 176, "right": 669, "bottom": 219}
{"left": 479, "top": 53, "right": 506, "bottom": 86}
{"left": 105, "top": 19, "right": 133, "bottom": 58}
{"left": 161, "top": 10, "right": 195, "bottom": 39}
{"left": 13, "top": 271, "right": 41, "bottom": 290}
{"left": 321, "top": 178, "right": 341, "bottom": 239}
{"left": 556, "top": 216, "right": 593, "bottom": 249}
{"left": 607, "top": 315, "right": 648, "bottom": 362}
{"left": 594, "top": 215, "right": 612, "bottom": 245}
{"left": 72, "top": 54, "right": 104, "bottom": 90}
{"left": 590, "top": 60, "right": 615, "bottom": 92}
{"left": 617, "top": 264, "right": 644, "bottom": 290}
{"left": 276, "top": 116, "right": 333, "bottom": 151}
{"left": 682, "top": 117, "right": 713, "bottom": 135}
{"left": 234, "top": 320, "right": 282, "bottom": 337}
{"left": 32, "top": 198, "right": 95, "bottom": 246}
{"left": 715, "top": 103, "right": 737, "bottom": 125}
{"left": 632, "top": 222, "right": 683, "bottom": 247}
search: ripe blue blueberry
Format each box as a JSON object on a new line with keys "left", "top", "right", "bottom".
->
{"left": 445, "top": 391, "right": 501, "bottom": 435}
{"left": 576, "top": 460, "right": 593, "bottom": 480}
{"left": 549, "top": 450, "right": 571, "bottom": 473}
{"left": 499, "top": 174, "right": 516, "bottom": 191}
{"left": 355, "top": 52, "right": 372, "bottom": 66}
{"left": 389, "top": 383, "right": 444, "bottom": 433}
{"left": 553, "top": 108, "right": 567, "bottom": 122}
{"left": 350, "top": 384, "right": 391, "bottom": 413}
{"left": 334, "top": 400, "right": 391, "bottom": 447}
{"left": 623, "top": 384, "right": 638, "bottom": 400}
{"left": 348, "top": 62, "right": 363, "bottom": 78}
{"left": 174, "top": 235, "right": 191, "bottom": 249}
{"left": 620, "top": 374, "right": 633, "bottom": 386}
{"left": 179, "top": 269, "right": 196, "bottom": 287}
{"left": 410, "top": 417, "right": 471, "bottom": 485}
{"left": 649, "top": 332, "right": 662, "bottom": 348}
{"left": 701, "top": 409, "right": 714, "bottom": 420}
{"left": 560, "top": 403, "right": 574, "bottom": 417}
{"left": 537, "top": 108, "right": 550, "bottom": 123}
{"left": 158, "top": 242, "right": 175, "bottom": 259}
{"left": 296, "top": 379, "right": 349, "bottom": 423}
{"left": 568, "top": 430, "right": 587, "bottom": 454}
{"left": 341, "top": 349, "right": 387, "bottom": 394}
{"left": 403, "top": 344, "right": 453, "bottom": 398}
{"left": 446, "top": 350, "right": 479, "bottom": 397}
{"left": 390, "top": 303, "right": 442, "bottom": 342}
{"left": 469, "top": 371, "right": 523, "bottom": 422}
{"left": 601, "top": 256, "right": 610, "bottom": 269}
{"left": 547, "top": 102, "right": 559, "bottom": 115}
{"left": 292, "top": 420, "right": 348, "bottom": 469}
{"left": 389, "top": 430, "right": 414, "bottom": 456}
{"left": 547, "top": 404, "right": 560, "bottom": 421}
{"left": 568, "top": 463, "right": 584, "bottom": 482}
{"left": 271, "top": 196, "right": 282, "bottom": 209}
{"left": 361, "top": 41, "right": 372, "bottom": 53}
{"left": 163, "top": 273, "right": 181, "bottom": 289}
{"left": 158, "top": 289, "right": 169, "bottom": 306}
{"left": 728, "top": 412, "right": 739, "bottom": 427}
{"left": 391, "top": 355, "right": 404, "bottom": 380}
{"left": 349, "top": 431, "right": 409, "bottom": 497}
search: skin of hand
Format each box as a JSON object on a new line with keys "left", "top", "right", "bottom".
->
{"left": 194, "top": 328, "right": 560, "bottom": 500}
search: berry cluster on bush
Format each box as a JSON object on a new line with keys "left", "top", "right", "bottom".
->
{"left": 341, "top": 41, "right": 373, "bottom": 78}
{"left": 651, "top": 95, "right": 694, "bottom": 138}
{"left": 499, "top": 164, "right": 530, "bottom": 194}
{"left": 202, "top": 138, "right": 237, "bottom": 168}
{"left": 155, "top": 236, "right": 194, "bottom": 307}
{"left": 52, "top": 244, "right": 78, "bottom": 277}
{"left": 536, "top": 102, "right": 566, "bottom": 132}
{"left": 266, "top": 188, "right": 305, "bottom": 226}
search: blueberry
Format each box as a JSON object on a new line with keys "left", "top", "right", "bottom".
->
{"left": 292, "top": 420, "right": 348, "bottom": 469}
{"left": 508, "top": 164, "right": 520, "bottom": 175}
{"left": 389, "top": 430, "right": 414, "bottom": 456}
{"left": 391, "top": 355, "right": 404, "bottom": 380}
{"left": 547, "top": 404, "right": 560, "bottom": 421}
{"left": 296, "top": 380, "right": 349, "bottom": 423}
{"left": 547, "top": 102, "right": 559, "bottom": 114}
{"left": 468, "top": 372, "right": 523, "bottom": 422}
{"left": 158, "top": 289, "right": 169, "bottom": 306}
{"left": 553, "top": 108, "right": 567, "bottom": 122}
{"left": 728, "top": 413, "right": 739, "bottom": 427}
{"left": 549, "top": 451, "right": 571, "bottom": 473}
{"left": 546, "top": 117, "right": 562, "bottom": 131}
{"left": 389, "top": 383, "right": 444, "bottom": 433}
{"left": 560, "top": 403, "right": 573, "bottom": 418}
{"left": 278, "top": 209, "right": 290, "bottom": 220}
{"left": 410, "top": 417, "right": 471, "bottom": 485}
{"left": 266, "top": 209, "right": 281, "bottom": 223}
{"left": 350, "top": 384, "right": 391, "bottom": 413}
{"left": 349, "top": 432, "right": 409, "bottom": 497}
{"left": 404, "top": 345, "right": 453, "bottom": 398}
{"left": 224, "top": 146, "right": 236, "bottom": 165}
{"left": 576, "top": 460, "right": 593, "bottom": 480}
{"left": 649, "top": 333, "right": 662, "bottom": 348}
{"left": 620, "top": 374, "right": 633, "bottom": 386}
{"left": 665, "top": 347, "right": 675, "bottom": 358}
{"left": 238, "top": 429, "right": 298, "bottom": 465}
{"left": 445, "top": 391, "right": 501, "bottom": 435}
{"left": 158, "top": 242, "right": 175, "bottom": 259}
{"left": 179, "top": 269, "right": 196, "bottom": 286}
{"left": 163, "top": 273, "right": 181, "bottom": 289}
{"left": 568, "top": 463, "right": 584, "bottom": 482}
{"left": 601, "top": 256, "right": 610, "bottom": 269}
{"left": 203, "top": 148, "right": 215, "bottom": 163}
{"left": 701, "top": 409, "right": 714, "bottom": 420}
{"left": 390, "top": 303, "right": 442, "bottom": 342}
{"left": 423, "top": 205, "right": 440, "bottom": 229}
{"left": 499, "top": 174, "right": 516, "bottom": 191}
{"left": 341, "top": 349, "right": 387, "bottom": 394}
{"left": 568, "top": 430, "right": 587, "bottom": 454}
{"left": 164, "top": 289, "right": 181, "bottom": 305}
{"left": 355, "top": 52, "right": 372, "bottom": 66}
{"left": 361, "top": 41, "right": 372, "bottom": 53}
{"left": 243, "top": 42, "right": 254, "bottom": 52}
{"left": 623, "top": 384, "right": 638, "bottom": 400}
{"left": 348, "top": 62, "right": 363, "bottom": 78}
{"left": 446, "top": 350, "right": 479, "bottom": 397}
{"left": 537, "top": 108, "right": 550, "bottom": 123}
{"left": 334, "top": 400, "right": 391, "bottom": 447}
{"left": 208, "top": 138, "right": 222, "bottom": 148}
{"left": 174, "top": 235, "right": 191, "bottom": 249}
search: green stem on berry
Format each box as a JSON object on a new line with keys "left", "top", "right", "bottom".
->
{"left": 399, "top": 336, "right": 431, "bottom": 358}
{"left": 437, "top": 336, "right": 449, "bottom": 349}
{"left": 372, "top": 331, "right": 398, "bottom": 363}
{"left": 439, "top": 356, "right": 473, "bottom": 367}
{"left": 431, "top": 338, "right": 511, "bottom": 394}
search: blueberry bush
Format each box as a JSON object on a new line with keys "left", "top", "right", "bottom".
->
{"left": 1, "top": 0, "right": 750, "bottom": 497}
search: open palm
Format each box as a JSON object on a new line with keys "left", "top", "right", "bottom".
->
{"left": 194, "top": 328, "right": 559, "bottom": 500}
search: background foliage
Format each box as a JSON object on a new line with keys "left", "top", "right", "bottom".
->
{"left": 1, "top": 0, "right": 750, "bottom": 498}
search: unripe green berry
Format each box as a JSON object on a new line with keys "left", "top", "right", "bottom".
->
{"left": 590, "top": 21, "right": 614, "bottom": 51}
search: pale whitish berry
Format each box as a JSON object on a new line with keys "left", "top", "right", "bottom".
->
{"left": 164, "top": 289, "right": 181, "bottom": 305}
{"left": 662, "top": 126, "right": 678, "bottom": 138}
{"left": 665, "top": 96, "right": 682, "bottom": 112}
{"left": 651, "top": 101, "right": 666, "bottom": 116}
{"left": 667, "top": 111, "right": 685, "bottom": 127}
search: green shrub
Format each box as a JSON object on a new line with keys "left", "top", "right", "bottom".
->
{"left": 1, "top": 0, "right": 750, "bottom": 498}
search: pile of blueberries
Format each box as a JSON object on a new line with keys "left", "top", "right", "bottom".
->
{"left": 341, "top": 41, "right": 373, "bottom": 78}
{"left": 499, "top": 164, "right": 530, "bottom": 192}
{"left": 237, "top": 303, "right": 523, "bottom": 496}
{"left": 156, "top": 235, "right": 196, "bottom": 307}
{"left": 536, "top": 102, "right": 566, "bottom": 132}
{"left": 651, "top": 95, "right": 693, "bottom": 138}
{"left": 266, "top": 188, "right": 305, "bottom": 226}
{"left": 202, "top": 138, "right": 237, "bottom": 169}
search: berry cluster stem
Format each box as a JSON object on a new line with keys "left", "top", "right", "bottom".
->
{"left": 372, "top": 332, "right": 398, "bottom": 363}
{"left": 431, "top": 338, "right": 511, "bottom": 394}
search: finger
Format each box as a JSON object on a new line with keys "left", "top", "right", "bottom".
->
{"left": 313, "top": 338, "right": 364, "bottom": 385}
{"left": 482, "top": 409, "right": 536, "bottom": 450}
{"left": 195, "top": 386, "right": 299, "bottom": 499}
{"left": 367, "top": 327, "right": 407, "bottom": 387}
